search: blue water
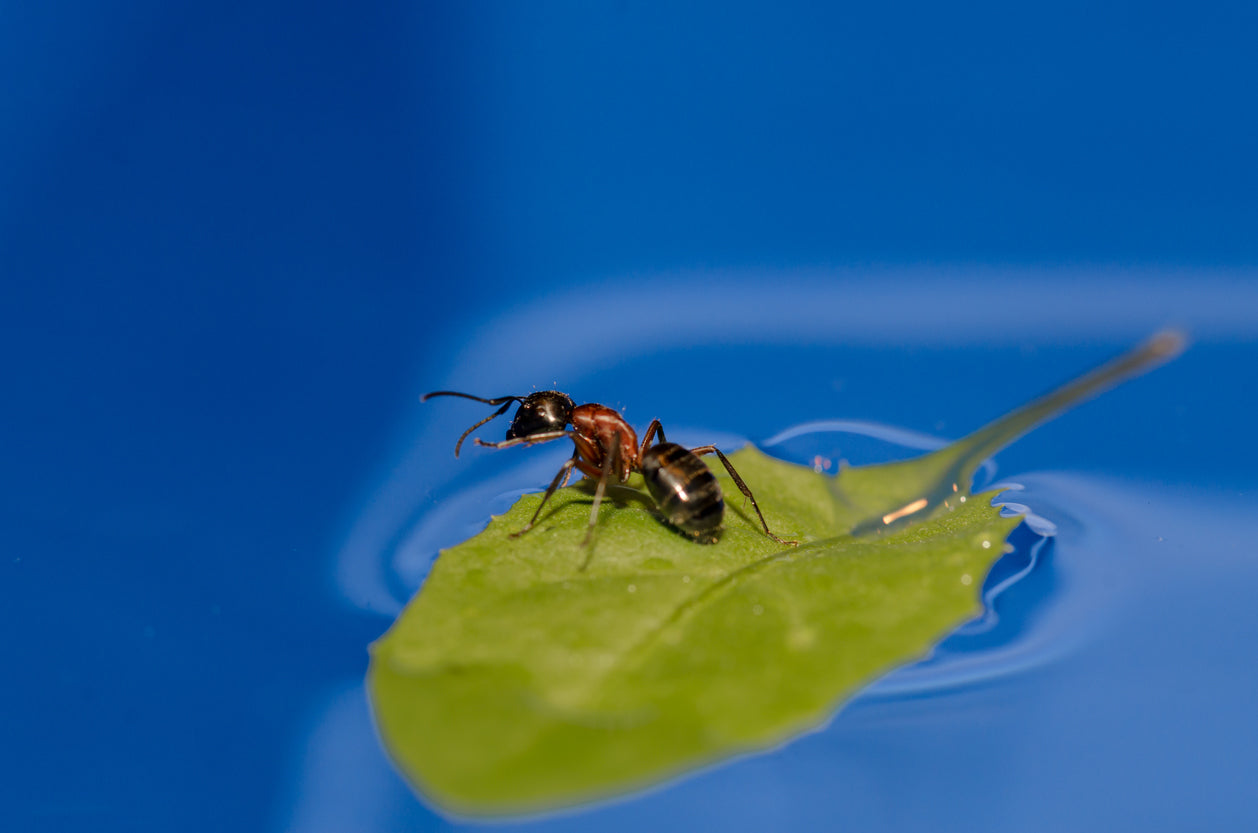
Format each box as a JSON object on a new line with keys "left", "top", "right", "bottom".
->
{"left": 6, "top": 6, "right": 1258, "bottom": 830}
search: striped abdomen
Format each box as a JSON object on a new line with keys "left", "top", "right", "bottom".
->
{"left": 640, "top": 442, "right": 724, "bottom": 538}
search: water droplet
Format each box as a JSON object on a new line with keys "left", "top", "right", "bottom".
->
{"left": 752, "top": 604, "right": 764, "bottom": 616}
{"left": 682, "top": 575, "right": 691, "bottom": 583}
{"left": 961, "top": 574, "right": 973, "bottom": 585}
{"left": 981, "top": 540, "right": 991, "bottom": 549}
{"left": 627, "top": 584, "right": 637, "bottom": 593}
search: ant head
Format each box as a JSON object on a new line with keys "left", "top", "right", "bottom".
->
{"left": 506, "top": 391, "right": 575, "bottom": 440}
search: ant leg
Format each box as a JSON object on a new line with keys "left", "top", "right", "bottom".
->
{"left": 689, "top": 446, "right": 798, "bottom": 546}
{"left": 579, "top": 432, "right": 622, "bottom": 569}
{"left": 638, "top": 419, "right": 666, "bottom": 459}
{"left": 452, "top": 400, "right": 515, "bottom": 457}
{"left": 474, "top": 430, "right": 573, "bottom": 450}
{"left": 510, "top": 450, "right": 580, "bottom": 538}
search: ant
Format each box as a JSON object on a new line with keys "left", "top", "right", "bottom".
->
{"left": 423, "top": 390, "right": 798, "bottom": 566}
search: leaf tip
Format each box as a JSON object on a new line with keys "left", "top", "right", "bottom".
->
{"left": 1146, "top": 328, "right": 1189, "bottom": 358}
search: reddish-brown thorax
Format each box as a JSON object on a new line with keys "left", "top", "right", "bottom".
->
{"left": 569, "top": 403, "right": 639, "bottom": 481}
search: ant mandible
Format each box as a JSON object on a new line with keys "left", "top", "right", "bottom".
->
{"left": 423, "top": 389, "right": 797, "bottom": 567}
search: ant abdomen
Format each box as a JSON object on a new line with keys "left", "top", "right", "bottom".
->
{"left": 641, "top": 442, "right": 725, "bottom": 538}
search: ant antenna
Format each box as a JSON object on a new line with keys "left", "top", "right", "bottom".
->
{"left": 422, "top": 391, "right": 523, "bottom": 457}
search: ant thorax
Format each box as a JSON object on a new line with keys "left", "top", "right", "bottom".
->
{"left": 570, "top": 404, "right": 639, "bottom": 481}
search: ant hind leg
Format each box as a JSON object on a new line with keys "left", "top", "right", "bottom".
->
{"left": 689, "top": 446, "right": 798, "bottom": 547}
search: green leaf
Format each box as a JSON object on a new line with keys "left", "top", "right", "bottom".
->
{"left": 368, "top": 332, "right": 1185, "bottom": 817}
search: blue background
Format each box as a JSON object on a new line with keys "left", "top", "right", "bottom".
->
{"left": 3, "top": 3, "right": 1256, "bottom": 831}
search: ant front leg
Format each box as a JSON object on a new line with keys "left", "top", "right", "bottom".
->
{"left": 579, "top": 432, "right": 622, "bottom": 570}
{"left": 474, "top": 430, "right": 572, "bottom": 450}
{"left": 510, "top": 450, "right": 580, "bottom": 539}
{"left": 689, "top": 446, "right": 799, "bottom": 547}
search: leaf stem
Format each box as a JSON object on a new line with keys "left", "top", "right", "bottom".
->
{"left": 945, "top": 329, "right": 1187, "bottom": 484}
{"left": 842, "top": 330, "right": 1186, "bottom": 536}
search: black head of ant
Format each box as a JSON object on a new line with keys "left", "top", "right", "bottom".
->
{"left": 421, "top": 390, "right": 576, "bottom": 456}
{"left": 505, "top": 391, "right": 577, "bottom": 441}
